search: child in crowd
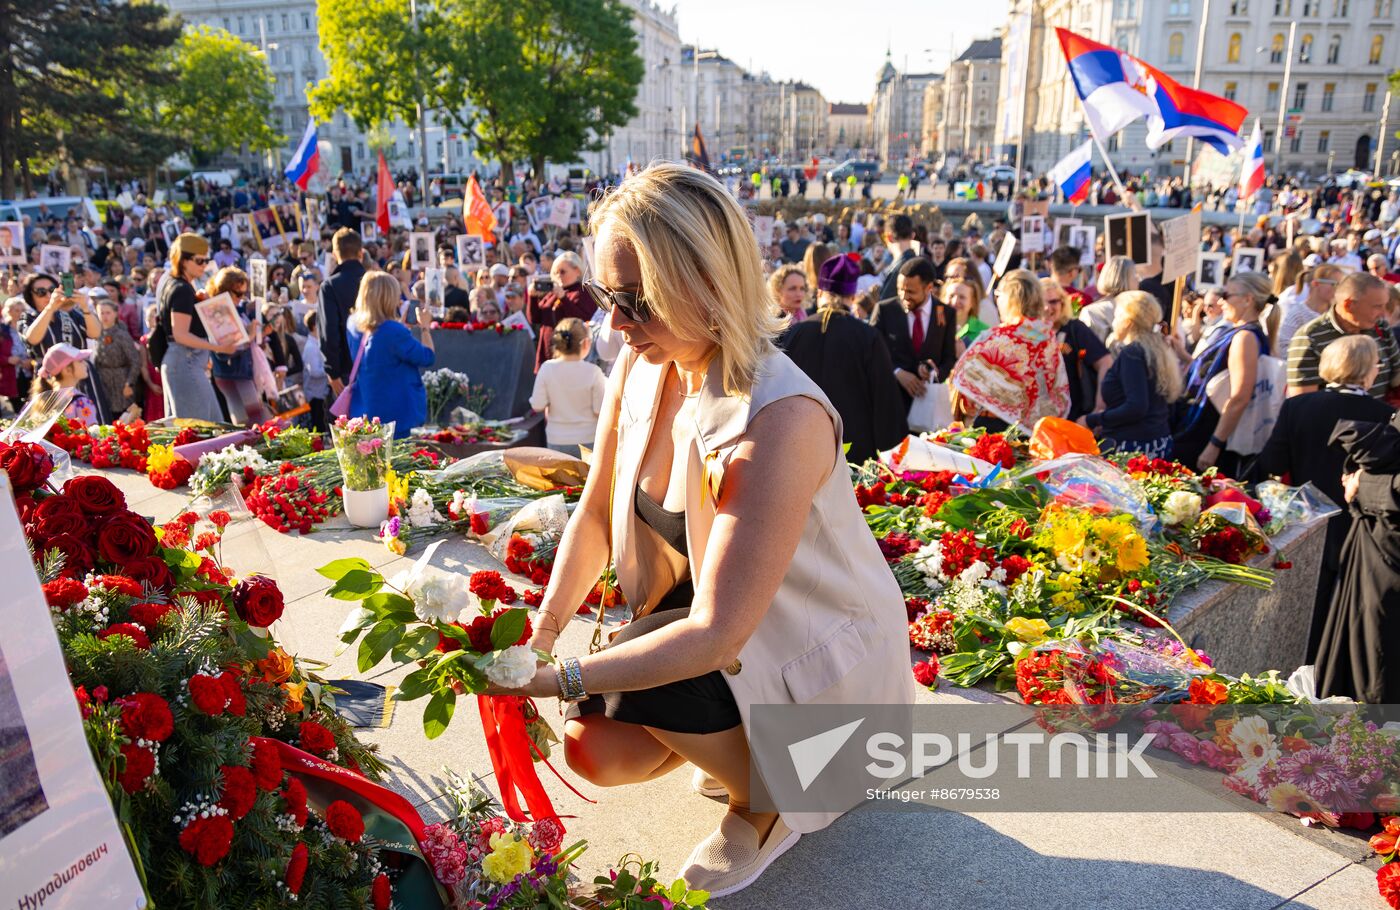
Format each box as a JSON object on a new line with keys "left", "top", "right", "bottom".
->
{"left": 528, "top": 317, "right": 604, "bottom": 457}
{"left": 302, "top": 311, "right": 330, "bottom": 433}
{"left": 33, "top": 343, "right": 98, "bottom": 424}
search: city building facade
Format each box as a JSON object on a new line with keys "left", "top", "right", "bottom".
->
{"left": 936, "top": 37, "right": 1003, "bottom": 166}
{"left": 869, "top": 54, "right": 941, "bottom": 168}
{"left": 828, "top": 102, "right": 872, "bottom": 158}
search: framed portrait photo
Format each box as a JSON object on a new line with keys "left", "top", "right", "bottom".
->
{"left": 0, "top": 221, "right": 24, "bottom": 265}
{"left": 409, "top": 232, "right": 435, "bottom": 271}
{"left": 1197, "top": 251, "right": 1226, "bottom": 288}
{"left": 455, "top": 234, "right": 486, "bottom": 271}
{"left": 194, "top": 292, "right": 249, "bottom": 348}
{"left": 38, "top": 244, "right": 71, "bottom": 276}
{"left": 1231, "top": 246, "right": 1265, "bottom": 276}
{"left": 1069, "top": 225, "right": 1097, "bottom": 267}
{"left": 248, "top": 257, "right": 268, "bottom": 304}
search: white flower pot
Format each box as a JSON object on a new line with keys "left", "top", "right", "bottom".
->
{"left": 343, "top": 486, "right": 390, "bottom": 528}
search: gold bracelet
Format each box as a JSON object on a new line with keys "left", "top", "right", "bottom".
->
{"left": 539, "top": 612, "right": 564, "bottom": 634}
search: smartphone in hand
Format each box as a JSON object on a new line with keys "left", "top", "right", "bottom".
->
{"left": 61, "top": 272, "right": 75, "bottom": 295}
{"left": 404, "top": 300, "right": 420, "bottom": 326}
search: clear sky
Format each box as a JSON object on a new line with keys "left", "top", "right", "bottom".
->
{"left": 668, "top": 0, "right": 1010, "bottom": 103}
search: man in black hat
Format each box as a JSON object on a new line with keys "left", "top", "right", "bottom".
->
{"left": 779, "top": 253, "right": 907, "bottom": 463}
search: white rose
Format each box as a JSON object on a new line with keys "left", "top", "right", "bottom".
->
{"left": 485, "top": 645, "right": 538, "bottom": 689}
{"left": 1162, "top": 490, "right": 1202, "bottom": 527}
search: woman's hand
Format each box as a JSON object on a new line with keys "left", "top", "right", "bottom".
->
{"left": 1342, "top": 470, "right": 1361, "bottom": 503}
{"left": 1197, "top": 442, "right": 1220, "bottom": 472}
{"left": 480, "top": 662, "right": 560, "bottom": 699}
{"left": 528, "top": 624, "right": 559, "bottom": 658}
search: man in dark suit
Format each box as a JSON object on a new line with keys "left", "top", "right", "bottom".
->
{"left": 869, "top": 257, "right": 957, "bottom": 408}
{"left": 318, "top": 227, "right": 366, "bottom": 394}
{"left": 876, "top": 213, "right": 917, "bottom": 301}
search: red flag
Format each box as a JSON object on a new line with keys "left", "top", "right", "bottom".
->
{"left": 375, "top": 152, "right": 394, "bottom": 236}
{"left": 463, "top": 174, "right": 498, "bottom": 245}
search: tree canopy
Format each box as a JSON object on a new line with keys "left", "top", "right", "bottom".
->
{"left": 157, "top": 26, "right": 282, "bottom": 163}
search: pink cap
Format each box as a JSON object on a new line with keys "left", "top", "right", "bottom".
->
{"left": 38, "top": 343, "right": 93, "bottom": 379}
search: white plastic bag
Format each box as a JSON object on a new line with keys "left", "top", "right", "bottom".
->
{"left": 905, "top": 382, "right": 952, "bottom": 434}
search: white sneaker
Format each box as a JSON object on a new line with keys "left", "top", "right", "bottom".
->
{"left": 681, "top": 812, "right": 799, "bottom": 898}
{"left": 691, "top": 767, "right": 727, "bottom": 798}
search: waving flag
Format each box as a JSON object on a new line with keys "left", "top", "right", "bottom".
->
{"left": 375, "top": 152, "right": 394, "bottom": 236}
{"left": 463, "top": 174, "right": 498, "bottom": 245}
{"left": 688, "top": 124, "right": 711, "bottom": 171}
{"left": 1056, "top": 28, "right": 1247, "bottom": 154}
{"left": 1049, "top": 140, "right": 1094, "bottom": 204}
{"left": 284, "top": 121, "right": 320, "bottom": 190}
{"left": 1239, "top": 119, "right": 1266, "bottom": 200}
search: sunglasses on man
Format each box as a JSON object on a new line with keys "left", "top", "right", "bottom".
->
{"left": 584, "top": 279, "right": 652, "bottom": 324}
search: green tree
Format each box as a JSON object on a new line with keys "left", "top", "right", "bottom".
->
{"left": 157, "top": 26, "right": 283, "bottom": 163}
{"left": 0, "top": 0, "right": 180, "bottom": 196}
{"left": 446, "top": 0, "right": 643, "bottom": 182}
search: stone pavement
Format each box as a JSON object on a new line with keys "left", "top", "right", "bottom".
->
{"left": 100, "top": 467, "right": 1384, "bottom": 910}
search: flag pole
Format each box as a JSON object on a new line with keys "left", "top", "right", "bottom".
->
{"left": 1088, "top": 129, "right": 1131, "bottom": 203}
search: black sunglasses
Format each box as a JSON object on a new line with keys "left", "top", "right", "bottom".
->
{"left": 584, "top": 279, "right": 652, "bottom": 324}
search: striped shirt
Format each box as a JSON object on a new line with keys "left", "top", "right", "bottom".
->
{"left": 1286, "top": 310, "right": 1400, "bottom": 397}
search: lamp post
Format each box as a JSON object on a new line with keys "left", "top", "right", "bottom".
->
{"left": 1273, "top": 21, "right": 1298, "bottom": 175}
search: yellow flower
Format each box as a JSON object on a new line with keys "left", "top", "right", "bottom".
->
{"left": 283, "top": 680, "right": 307, "bottom": 713}
{"left": 1050, "top": 519, "right": 1085, "bottom": 556}
{"left": 146, "top": 444, "right": 178, "bottom": 475}
{"left": 483, "top": 832, "right": 535, "bottom": 883}
{"left": 384, "top": 536, "right": 407, "bottom": 556}
{"left": 1114, "top": 533, "right": 1149, "bottom": 573}
{"left": 1005, "top": 616, "right": 1051, "bottom": 642}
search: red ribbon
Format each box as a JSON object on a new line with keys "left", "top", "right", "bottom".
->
{"left": 477, "top": 695, "right": 594, "bottom": 829}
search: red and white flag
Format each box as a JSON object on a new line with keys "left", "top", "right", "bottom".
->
{"left": 1239, "top": 119, "right": 1266, "bottom": 200}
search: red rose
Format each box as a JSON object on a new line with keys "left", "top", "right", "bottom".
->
{"left": 42, "top": 533, "right": 95, "bottom": 578}
{"left": 92, "top": 575, "right": 144, "bottom": 598}
{"left": 0, "top": 441, "right": 54, "bottom": 493}
{"left": 65, "top": 475, "right": 126, "bottom": 515}
{"left": 232, "top": 575, "right": 285, "bottom": 627}
{"left": 372, "top": 873, "right": 391, "bottom": 910}
{"left": 912, "top": 657, "right": 939, "bottom": 687}
{"left": 42, "top": 577, "right": 88, "bottom": 610}
{"left": 178, "top": 815, "right": 234, "bottom": 866}
{"left": 219, "top": 672, "right": 246, "bottom": 717}
{"left": 281, "top": 777, "right": 309, "bottom": 826}
{"left": 117, "top": 743, "right": 156, "bottom": 793}
{"left": 1379, "top": 862, "right": 1400, "bottom": 910}
{"left": 285, "top": 842, "right": 309, "bottom": 895}
{"left": 250, "top": 738, "right": 282, "bottom": 790}
{"left": 99, "top": 623, "right": 151, "bottom": 650}
{"left": 118, "top": 692, "right": 174, "bottom": 742}
{"left": 97, "top": 514, "right": 158, "bottom": 566}
{"left": 218, "top": 764, "right": 258, "bottom": 819}
{"left": 325, "top": 800, "right": 365, "bottom": 842}
{"left": 189, "top": 674, "right": 229, "bottom": 715}
{"left": 125, "top": 556, "right": 173, "bottom": 591}
{"left": 29, "top": 503, "right": 88, "bottom": 538}
{"left": 128, "top": 601, "right": 177, "bottom": 631}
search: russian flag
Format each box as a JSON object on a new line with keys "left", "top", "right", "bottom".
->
{"left": 1056, "top": 28, "right": 1247, "bottom": 155}
{"left": 284, "top": 120, "right": 320, "bottom": 190}
{"left": 1049, "top": 140, "right": 1094, "bottom": 204}
{"left": 1239, "top": 119, "right": 1266, "bottom": 200}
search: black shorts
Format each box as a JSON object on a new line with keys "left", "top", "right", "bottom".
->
{"left": 566, "top": 587, "right": 742, "bottom": 735}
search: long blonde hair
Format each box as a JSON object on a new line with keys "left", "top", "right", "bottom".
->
{"left": 996, "top": 269, "right": 1045, "bottom": 321}
{"left": 589, "top": 163, "right": 782, "bottom": 396}
{"left": 1112, "top": 291, "right": 1183, "bottom": 402}
{"left": 351, "top": 272, "right": 402, "bottom": 332}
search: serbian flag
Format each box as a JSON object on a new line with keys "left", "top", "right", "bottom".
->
{"left": 1049, "top": 140, "right": 1094, "bottom": 205}
{"left": 1056, "top": 28, "right": 1247, "bottom": 154}
{"left": 375, "top": 152, "right": 394, "bottom": 236}
{"left": 463, "top": 174, "right": 498, "bottom": 245}
{"left": 284, "top": 120, "right": 320, "bottom": 190}
{"left": 1239, "top": 119, "right": 1266, "bottom": 200}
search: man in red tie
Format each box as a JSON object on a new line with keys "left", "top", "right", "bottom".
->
{"left": 869, "top": 257, "right": 957, "bottom": 408}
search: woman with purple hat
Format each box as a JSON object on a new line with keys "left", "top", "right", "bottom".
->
{"left": 778, "top": 253, "right": 907, "bottom": 463}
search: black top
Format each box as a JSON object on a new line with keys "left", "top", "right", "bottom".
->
{"left": 1257, "top": 387, "right": 1395, "bottom": 505}
{"left": 1086, "top": 342, "right": 1172, "bottom": 442}
{"left": 319, "top": 259, "right": 366, "bottom": 381}
{"left": 267, "top": 331, "right": 304, "bottom": 376}
{"left": 635, "top": 486, "right": 687, "bottom": 557}
{"left": 1058, "top": 319, "right": 1109, "bottom": 420}
{"left": 869, "top": 297, "right": 958, "bottom": 388}
{"left": 163, "top": 277, "right": 206, "bottom": 339}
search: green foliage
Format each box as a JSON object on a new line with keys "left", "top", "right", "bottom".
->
{"left": 156, "top": 26, "right": 283, "bottom": 159}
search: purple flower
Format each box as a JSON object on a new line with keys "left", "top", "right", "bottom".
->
{"left": 1277, "top": 747, "right": 1366, "bottom": 811}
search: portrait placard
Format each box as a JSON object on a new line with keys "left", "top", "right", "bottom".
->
{"left": 408, "top": 232, "right": 435, "bottom": 271}
{"left": 1104, "top": 211, "right": 1152, "bottom": 266}
{"left": 0, "top": 221, "right": 24, "bottom": 265}
{"left": 194, "top": 292, "right": 249, "bottom": 349}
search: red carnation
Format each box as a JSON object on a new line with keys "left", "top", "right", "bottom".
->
{"left": 182, "top": 588, "right": 226, "bottom": 611}
{"left": 97, "top": 513, "right": 158, "bottom": 566}
{"left": 912, "top": 658, "right": 939, "bottom": 688}
{"left": 372, "top": 873, "right": 391, "bottom": 910}
{"left": 232, "top": 575, "right": 285, "bottom": 627}
{"left": 128, "top": 601, "right": 177, "bottom": 631}
{"left": 189, "top": 674, "right": 230, "bottom": 715}
{"left": 281, "top": 777, "right": 309, "bottom": 826}
{"left": 285, "top": 842, "right": 309, "bottom": 895}
{"left": 99, "top": 623, "right": 151, "bottom": 650}
{"left": 0, "top": 441, "right": 54, "bottom": 493}
{"left": 178, "top": 815, "right": 234, "bottom": 866}
{"left": 967, "top": 433, "right": 1016, "bottom": 469}
{"left": 469, "top": 511, "right": 489, "bottom": 535}
{"left": 218, "top": 765, "right": 258, "bottom": 819}
{"left": 118, "top": 692, "right": 174, "bottom": 742}
{"left": 65, "top": 475, "right": 126, "bottom": 515}
{"left": 219, "top": 672, "right": 246, "bottom": 716}
{"left": 1380, "top": 862, "right": 1400, "bottom": 910}
{"left": 92, "top": 575, "right": 144, "bottom": 598}
{"left": 469, "top": 570, "right": 512, "bottom": 604}
{"left": 1000, "top": 554, "right": 1033, "bottom": 584}
{"left": 209, "top": 510, "right": 232, "bottom": 529}
{"left": 297, "top": 720, "right": 336, "bottom": 755}
{"left": 125, "top": 556, "right": 173, "bottom": 591}
{"left": 117, "top": 743, "right": 156, "bottom": 793}
{"left": 325, "top": 799, "right": 365, "bottom": 842}
{"left": 250, "top": 738, "right": 282, "bottom": 790}
{"left": 42, "top": 577, "right": 88, "bottom": 610}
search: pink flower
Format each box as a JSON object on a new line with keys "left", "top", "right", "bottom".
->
{"left": 1169, "top": 732, "right": 1202, "bottom": 764}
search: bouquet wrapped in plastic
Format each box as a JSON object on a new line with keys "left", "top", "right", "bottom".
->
{"left": 330, "top": 415, "right": 395, "bottom": 492}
